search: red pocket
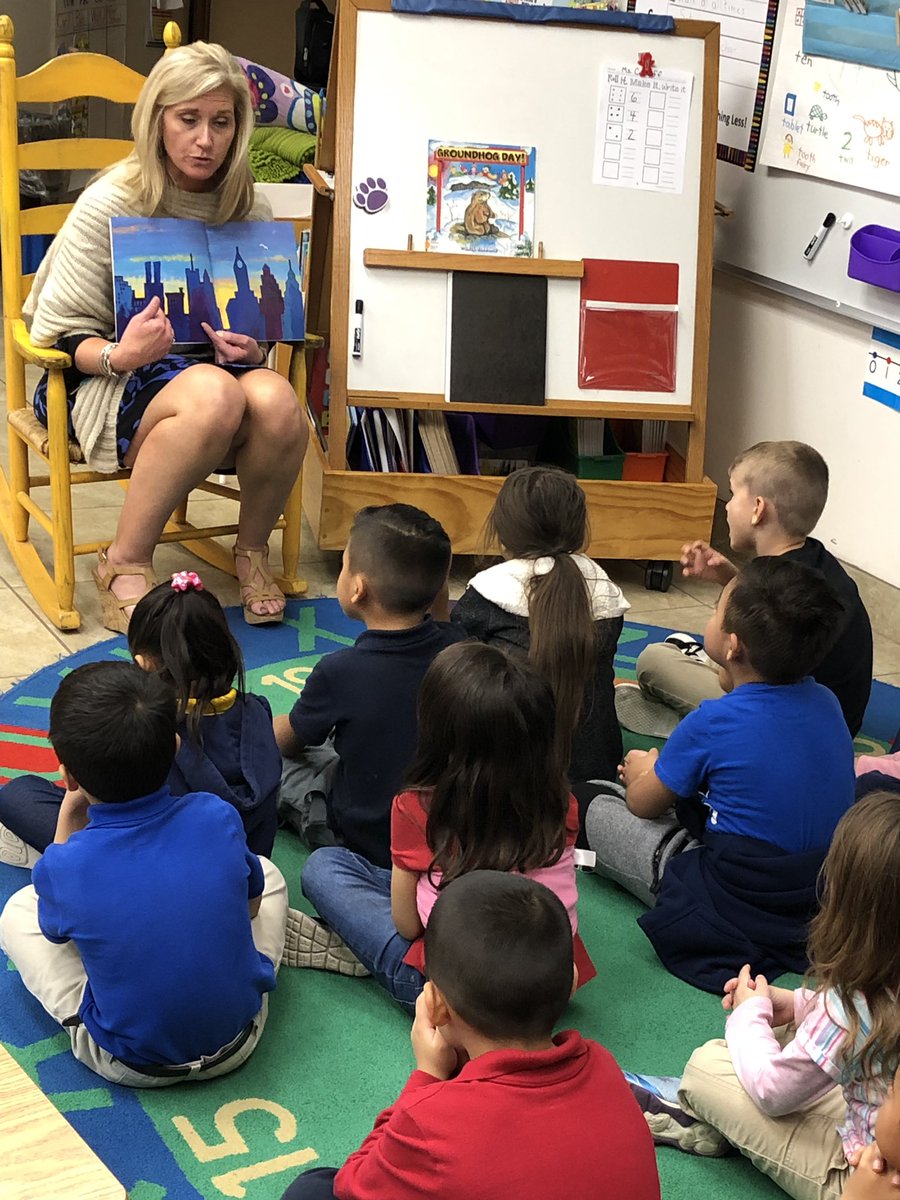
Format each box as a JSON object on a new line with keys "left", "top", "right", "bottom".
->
{"left": 578, "top": 260, "right": 679, "bottom": 393}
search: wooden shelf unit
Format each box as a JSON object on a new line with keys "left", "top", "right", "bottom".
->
{"left": 300, "top": 0, "right": 721, "bottom": 559}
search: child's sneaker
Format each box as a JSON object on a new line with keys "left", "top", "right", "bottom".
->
{"left": 0, "top": 823, "right": 41, "bottom": 868}
{"left": 664, "top": 632, "right": 712, "bottom": 665}
{"left": 283, "top": 908, "right": 370, "bottom": 977}
{"left": 629, "top": 1081, "right": 731, "bottom": 1157}
{"left": 614, "top": 683, "right": 679, "bottom": 739}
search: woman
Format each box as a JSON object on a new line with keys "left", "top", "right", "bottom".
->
{"left": 24, "top": 41, "right": 308, "bottom": 630}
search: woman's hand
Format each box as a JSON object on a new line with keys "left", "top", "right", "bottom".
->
{"left": 113, "top": 296, "right": 174, "bottom": 371}
{"left": 201, "top": 323, "right": 266, "bottom": 366}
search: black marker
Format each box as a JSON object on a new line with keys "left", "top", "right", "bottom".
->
{"left": 352, "top": 299, "right": 364, "bottom": 358}
{"left": 803, "top": 212, "right": 836, "bottom": 261}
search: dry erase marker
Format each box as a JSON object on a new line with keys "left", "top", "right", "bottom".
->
{"left": 804, "top": 212, "right": 836, "bottom": 261}
{"left": 352, "top": 300, "right": 364, "bottom": 358}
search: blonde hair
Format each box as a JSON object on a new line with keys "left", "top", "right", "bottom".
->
{"left": 807, "top": 792, "right": 900, "bottom": 1083}
{"left": 729, "top": 440, "right": 828, "bottom": 539}
{"left": 111, "top": 41, "right": 254, "bottom": 224}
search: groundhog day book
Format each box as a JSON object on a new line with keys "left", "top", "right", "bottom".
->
{"left": 425, "top": 139, "right": 536, "bottom": 258}
{"left": 110, "top": 216, "right": 304, "bottom": 347}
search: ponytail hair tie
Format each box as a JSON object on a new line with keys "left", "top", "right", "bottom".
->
{"left": 171, "top": 570, "right": 204, "bottom": 593}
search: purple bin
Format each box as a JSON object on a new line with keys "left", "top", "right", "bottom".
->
{"left": 848, "top": 225, "right": 900, "bottom": 293}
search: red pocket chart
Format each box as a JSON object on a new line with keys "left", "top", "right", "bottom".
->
{"left": 578, "top": 259, "right": 679, "bottom": 392}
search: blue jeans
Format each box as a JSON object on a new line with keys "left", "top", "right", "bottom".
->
{"left": 301, "top": 848, "right": 425, "bottom": 1012}
{"left": 281, "top": 1167, "right": 338, "bottom": 1199}
{"left": 0, "top": 776, "right": 62, "bottom": 853}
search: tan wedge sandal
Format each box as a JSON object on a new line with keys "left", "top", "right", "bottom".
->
{"left": 233, "top": 544, "right": 285, "bottom": 626}
{"left": 92, "top": 549, "right": 158, "bottom": 634}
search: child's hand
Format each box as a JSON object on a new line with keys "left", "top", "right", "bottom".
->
{"left": 411, "top": 992, "right": 457, "bottom": 1081}
{"left": 723, "top": 964, "right": 771, "bottom": 1012}
{"left": 844, "top": 1142, "right": 900, "bottom": 1196}
{"left": 619, "top": 748, "right": 658, "bottom": 789}
{"left": 680, "top": 541, "right": 735, "bottom": 584}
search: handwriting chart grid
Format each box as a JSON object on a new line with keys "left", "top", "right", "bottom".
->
{"left": 593, "top": 65, "right": 694, "bottom": 194}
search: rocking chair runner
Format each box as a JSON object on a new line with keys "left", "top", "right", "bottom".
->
{"left": 0, "top": 16, "right": 308, "bottom": 631}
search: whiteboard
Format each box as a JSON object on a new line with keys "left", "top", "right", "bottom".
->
{"left": 344, "top": 10, "right": 712, "bottom": 408}
{"left": 714, "top": 1, "right": 900, "bottom": 334}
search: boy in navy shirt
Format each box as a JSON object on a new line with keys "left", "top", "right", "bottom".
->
{"left": 0, "top": 662, "right": 287, "bottom": 1086}
{"left": 621, "top": 440, "right": 873, "bottom": 737}
{"left": 275, "top": 504, "right": 465, "bottom": 869}
{"left": 586, "top": 557, "right": 855, "bottom": 993}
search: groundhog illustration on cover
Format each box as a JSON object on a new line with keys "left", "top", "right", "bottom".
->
{"left": 463, "top": 190, "right": 494, "bottom": 236}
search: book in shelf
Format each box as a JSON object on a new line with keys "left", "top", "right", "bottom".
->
{"left": 110, "top": 216, "right": 304, "bottom": 347}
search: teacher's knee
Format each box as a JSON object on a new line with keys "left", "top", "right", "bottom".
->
{"left": 182, "top": 365, "right": 247, "bottom": 438}
{"left": 243, "top": 373, "right": 306, "bottom": 447}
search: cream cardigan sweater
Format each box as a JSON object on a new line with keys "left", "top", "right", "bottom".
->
{"left": 23, "top": 169, "right": 271, "bottom": 473}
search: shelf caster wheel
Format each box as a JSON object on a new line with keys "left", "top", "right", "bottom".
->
{"left": 644, "top": 561, "right": 673, "bottom": 593}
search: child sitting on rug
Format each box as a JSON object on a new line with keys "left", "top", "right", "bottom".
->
{"left": 451, "top": 466, "right": 628, "bottom": 802}
{"left": 627, "top": 792, "right": 900, "bottom": 1200}
{"left": 280, "top": 871, "right": 659, "bottom": 1200}
{"left": 620, "top": 441, "right": 873, "bottom": 738}
{"left": 286, "top": 642, "right": 596, "bottom": 1005}
{"left": 0, "top": 661, "right": 287, "bottom": 1087}
{"left": 275, "top": 503, "right": 465, "bottom": 868}
{"left": 585, "top": 556, "right": 855, "bottom": 993}
{"left": 0, "top": 573, "right": 281, "bottom": 865}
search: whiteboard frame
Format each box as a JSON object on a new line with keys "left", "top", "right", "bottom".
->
{"left": 326, "top": 0, "right": 720, "bottom": 482}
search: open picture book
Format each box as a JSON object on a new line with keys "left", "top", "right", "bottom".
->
{"left": 110, "top": 216, "right": 305, "bottom": 347}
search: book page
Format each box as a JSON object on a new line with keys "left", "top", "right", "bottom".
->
{"left": 205, "top": 220, "right": 304, "bottom": 342}
{"left": 110, "top": 216, "right": 211, "bottom": 344}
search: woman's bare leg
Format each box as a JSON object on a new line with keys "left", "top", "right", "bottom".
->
{"left": 230, "top": 369, "right": 307, "bottom": 618}
{"left": 102, "top": 364, "right": 247, "bottom": 613}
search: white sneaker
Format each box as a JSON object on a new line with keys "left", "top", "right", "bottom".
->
{"left": 282, "top": 908, "right": 370, "bottom": 977}
{"left": 614, "top": 683, "right": 679, "bottom": 739}
{"left": 0, "top": 823, "right": 41, "bottom": 868}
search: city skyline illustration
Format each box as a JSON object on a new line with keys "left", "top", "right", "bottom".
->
{"left": 111, "top": 217, "right": 304, "bottom": 345}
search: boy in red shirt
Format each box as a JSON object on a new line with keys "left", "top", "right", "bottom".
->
{"left": 280, "top": 871, "right": 660, "bottom": 1200}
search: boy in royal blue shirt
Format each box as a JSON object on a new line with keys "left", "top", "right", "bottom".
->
{"left": 585, "top": 557, "right": 855, "bottom": 993}
{"left": 0, "top": 661, "right": 287, "bottom": 1086}
{"left": 275, "top": 504, "right": 465, "bottom": 870}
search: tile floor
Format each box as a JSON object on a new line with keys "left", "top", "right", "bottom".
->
{"left": 0, "top": 353, "right": 898, "bottom": 694}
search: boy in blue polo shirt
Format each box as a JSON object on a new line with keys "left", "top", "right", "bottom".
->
{"left": 585, "top": 557, "right": 855, "bottom": 994}
{"left": 0, "top": 661, "right": 287, "bottom": 1086}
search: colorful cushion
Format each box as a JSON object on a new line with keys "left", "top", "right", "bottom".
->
{"left": 235, "top": 57, "right": 321, "bottom": 135}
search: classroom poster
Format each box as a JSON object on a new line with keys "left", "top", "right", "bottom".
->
{"left": 631, "top": 0, "right": 779, "bottom": 170}
{"left": 759, "top": 0, "right": 900, "bottom": 196}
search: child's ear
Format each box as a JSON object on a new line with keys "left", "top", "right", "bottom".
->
{"left": 351, "top": 572, "right": 368, "bottom": 606}
{"left": 59, "top": 763, "right": 78, "bottom": 792}
{"left": 424, "top": 980, "right": 452, "bottom": 1028}
{"left": 724, "top": 631, "right": 743, "bottom": 662}
{"left": 749, "top": 495, "right": 768, "bottom": 528}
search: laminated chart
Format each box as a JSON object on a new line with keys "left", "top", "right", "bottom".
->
{"left": 631, "top": 0, "right": 779, "bottom": 169}
{"left": 593, "top": 65, "right": 693, "bottom": 194}
{"left": 759, "top": 0, "right": 900, "bottom": 195}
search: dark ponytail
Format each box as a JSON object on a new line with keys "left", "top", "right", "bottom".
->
{"left": 487, "top": 467, "right": 595, "bottom": 769}
{"left": 128, "top": 579, "right": 245, "bottom": 743}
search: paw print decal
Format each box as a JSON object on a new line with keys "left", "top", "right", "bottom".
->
{"left": 353, "top": 177, "right": 389, "bottom": 214}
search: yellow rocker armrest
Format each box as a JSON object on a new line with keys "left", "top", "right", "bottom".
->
{"left": 11, "top": 319, "right": 72, "bottom": 369}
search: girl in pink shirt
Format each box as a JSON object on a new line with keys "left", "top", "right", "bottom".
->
{"left": 298, "top": 642, "right": 595, "bottom": 1010}
{"left": 626, "top": 791, "right": 900, "bottom": 1200}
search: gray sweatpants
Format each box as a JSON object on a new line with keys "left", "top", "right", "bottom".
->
{"left": 279, "top": 742, "right": 339, "bottom": 840}
{"left": 584, "top": 781, "right": 699, "bottom": 907}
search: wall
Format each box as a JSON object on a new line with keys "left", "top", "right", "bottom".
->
{"left": 4, "top": 0, "right": 52, "bottom": 72}
{"left": 706, "top": 273, "right": 900, "bottom": 589}
{"left": 209, "top": 0, "right": 312, "bottom": 77}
